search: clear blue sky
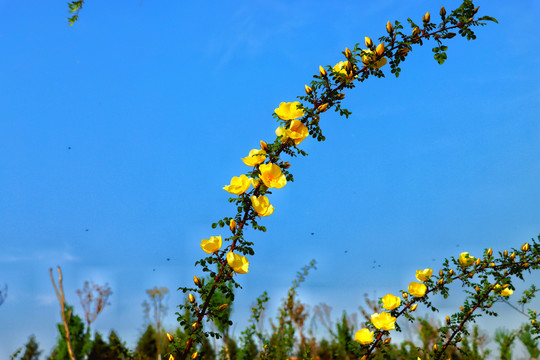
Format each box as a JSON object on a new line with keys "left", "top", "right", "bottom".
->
{"left": 1, "top": 0, "right": 539, "bottom": 358}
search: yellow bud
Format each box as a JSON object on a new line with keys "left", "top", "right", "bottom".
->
{"left": 412, "top": 27, "right": 420, "bottom": 37}
{"left": 510, "top": 252, "right": 516, "bottom": 260}
{"left": 460, "top": 306, "right": 464, "bottom": 311}
{"left": 218, "top": 304, "right": 229, "bottom": 311}
{"left": 532, "top": 320, "right": 536, "bottom": 324}
{"left": 344, "top": 47, "right": 352, "bottom": 58}
{"left": 191, "top": 352, "right": 198, "bottom": 359}
{"left": 229, "top": 219, "right": 237, "bottom": 233}
{"left": 423, "top": 11, "right": 431, "bottom": 23}
{"left": 317, "top": 103, "right": 329, "bottom": 113}
{"left": 438, "top": 278, "right": 444, "bottom": 285}
{"left": 365, "top": 36, "right": 373, "bottom": 48}
{"left": 376, "top": 43, "right": 385, "bottom": 57}
{"left": 169, "top": 355, "right": 175, "bottom": 360}
{"left": 475, "top": 258, "right": 481, "bottom": 266}
{"left": 192, "top": 322, "right": 198, "bottom": 330}
{"left": 440, "top": 6, "right": 446, "bottom": 17}
{"left": 282, "top": 162, "right": 291, "bottom": 169}
{"left": 473, "top": 6, "right": 479, "bottom": 15}
{"left": 384, "top": 338, "right": 392, "bottom": 344}
{"left": 522, "top": 243, "right": 530, "bottom": 252}
{"left": 446, "top": 316, "right": 450, "bottom": 323}
{"left": 433, "top": 344, "right": 438, "bottom": 351}
{"left": 193, "top": 276, "right": 201, "bottom": 287}
{"left": 503, "top": 250, "right": 508, "bottom": 257}
{"left": 523, "top": 262, "right": 529, "bottom": 268}
{"left": 475, "top": 286, "right": 480, "bottom": 293}
{"left": 305, "top": 84, "right": 313, "bottom": 95}
{"left": 439, "top": 270, "right": 444, "bottom": 277}
{"left": 260, "top": 140, "right": 268, "bottom": 151}
{"left": 188, "top": 293, "right": 195, "bottom": 303}
{"left": 449, "top": 269, "right": 454, "bottom": 276}
{"left": 319, "top": 65, "right": 327, "bottom": 77}
{"left": 402, "top": 292, "right": 408, "bottom": 299}
{"left": 486, "top": 304, "right": 492, "bottom": 308}
{"left": 336, "top": 93, "right": 345, "bottom": 100}
{"left": 410, "top": 303, "right": 418, "bottom": 311}
{"left": 487, "top": 248, "right": 492, "bottom": 256}
{"left": 361, "top": 356, "right": 367, "bottom": 360}
{"left": 386, "top": 21, "right": 393, "bottom": 34}
{"left": 490, "top": 262, "right": 496, "bottom": 267}
{"left": 345, "top": 60, "right": 353, "bottom": 72}
{"left": 166, "top": 333, "right": 174, "bottom": 343}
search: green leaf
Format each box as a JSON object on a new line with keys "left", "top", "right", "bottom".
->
{"left": 478, "top": 15, "right": 498, "bottom": 24}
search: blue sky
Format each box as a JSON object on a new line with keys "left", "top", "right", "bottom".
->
{"left": 1, "top": 0, "right": 539, "bottom": 357}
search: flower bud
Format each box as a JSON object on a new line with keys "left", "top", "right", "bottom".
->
{"left": 449, "top": 269, "right": 454, "bottom": 276}
{"left": 523, "top": 262, "right": 529, "bottom": 268}
{"left": 260, "top": 140, "right": 268, "bottom": 151}
{"left": 446, "top": 316, "right": 451, "bottom": 324}
{"left": 440, "top": 6, "right": 446, "bottom": 17}
{"left": 475, "top": 258, "right": 481, "bottom": 266}
{"left": 503, "top": 250, "right": 508, "bottom": 257}
{"left": 365, "top": 37, "right": 373, "bottom": 48}
{"left": 166, "top": 333, "right": 174, "bottom": 342}
{"left": 193, "top": 276, "right": 201, "bottom": 287}
{"left": 305, "top": 84, "right": 313, "bottom": 95}
{"left": 487, "top": 248, "right": 492, "bottom": 256}
{"left": 438, "top": 279, "right": 444, "bottom": 285}
{"left": 386, "top": 21, "right": 393, "bottom": 34}
{"left": 412, "top": 27, "right": 420, "bottom": 37}
{"left": 532, "top": 320, "right": 536, "bottom": 324}
{"left": 191, "top": 352, "right": 198, "bottom": 359}
{"left": 423, "top": 11, "right": 430, "bottom": 23}
{"left": 521, "top": 243, "right": 530, "bottom": 252}
{"left": 460, "top": 306, "right": 464, "bottom": 311}
{"left": 376, "top": 43, "right": 385, "bottom": 57}
{"left": 433, "top": 344, "right": 438, "bottom": 351}
{"left": 317, "top": 103, "right": 329, "bottom": 113}
{"left": 282, "top": 162, "right": 291, "bottom": 169}
{"left": 402, "top": 292, "right": 408, "bottom": 299}
{"left": 473, "top": 6, "right": 479, "bottom": 15}
{"left": 361, "top": 356, "right": 367, "bottom": 360}
{"left": 218, "top": 304, "right": 229, "bottom": 311}
{"left": 491, "top": 262, "right": 496, "bottom": 267}
{"left": 344, "top": 47, "right": 352, "bottom": 58}
{"left": 439, "top": 270, "right": 444, "bottom": 277}
{"left": 229, "top": 219, "right": 237, "bottom": 233}
{"left": 188, "top": 293, "right": 195, "bottom": 303}
{"left": 475, "top": 286, "right": 480, "bottom": 293}
{"left": 192, "top": 322, "right": 198, "bottom": 330}
{"left": 319, "top": 65, "right": 327, "bottom": 77}
{"left": 384, "top": 338, "right": 392, "bottom": 344}
{"left": 510, "top": 252, "right": 516, "bottom": 260}
{"left": 336, "top": 93, "right": 345, "bottom": 100}
{"left": 486, "top": 304, "right": 492, "bottom": 308}
{"left": 169, "top": 355, "right": 175, "bottom": 360}
{"left": 345, "top": 60, "right": 353, "bottom": 72}
{"left": 410, "top": 303, "right": 418, "bottom": 311}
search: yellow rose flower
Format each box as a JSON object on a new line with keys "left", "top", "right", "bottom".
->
{"left": 227, "top": 252, "right": 249, "bottom": 274}
{"left": 408, "top": 282, "right": 427, "bottom": 298}
{"left": 276, "top": 120, "right": 309, "bottom": 145}
{"left": 459, "top": 252, "right": 475, "bottom": 267}
{"left": 259, "top": 163, "right": 287, "bottom": 189}
{"left": 381, "top": 293, "right": 401, "bottom": 310}
{"left": 275, "top": 101, "right": 305, "bottom": 120}
{"left": 200, "top": 235, "right": 222, "bottom": 254}
{"left": 415, "top": 268, "right": 433, "bottom": 282}
{"left": 493, "top": 284, "right": 513, "bottom": 296}
{"left": 242, "top": 149, "right": 266, "bottom": 167}
{"left": 223, "top": 174, "right": 251, "bottom": 195}
{"left": 333, "top": 61, "right": 358, "bottom": 82}
{"left": 361, "top": 49, "right": 387, "bottom": 69}
{"left": 354, "top": 328, "right": 374, "bottom": 345}
{"left": 371, "top": 312, "right": 396, "bottom": 331}
{"left": 250, "top": 195, "right": 274, "bottom": 217}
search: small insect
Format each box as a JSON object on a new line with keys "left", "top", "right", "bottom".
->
{"left": 166, "top": 258, "right": 170, "bottom": 261}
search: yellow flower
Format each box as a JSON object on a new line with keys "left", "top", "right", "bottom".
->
{"left": 227, "top": 252, "right": 249, "bottom": 274}
{"left": 223, "top": 174, "right": 251, "bottom": 195}
{"left": 361, "top": 49, "right": 387, "bottom": 69}
{"left": 242, "top": 149, "right": 266, "bottom": 167}
{"left": 381, "top": 294, "right": 401, "bottom": 310}
{"left": 354, "top": 328, "right": 374, "bottom": 344}
{"left": 276, "top": 120, "right": 309, "bottom": 145}
{"left": 371, "top": 312, "right": 396, "bottom": 331}
{"left": 408, "top": 282, "right": 427, "bottom": 298}
{"left": 459, "top": 252, "right": 475, "bottom": 267}
{"left": 333, "top": 61, "right": 358, "bottom": 82}
{"left": 416, "top": 268, "right": 433, "bottom": 282}
{"left": 250, "top": 195, "right": 274, "bottom": 217}
{"left": 493, "top": 284, "right": 513, "bottom": 296}
{"left": 259, "top": 163, "right": 287, "bottom": 189}
{"left": 200, "top": 236, "right": 222, "bottom": 254}
{"left": 275, "top": 101, "right": 305, "bottom": 120}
